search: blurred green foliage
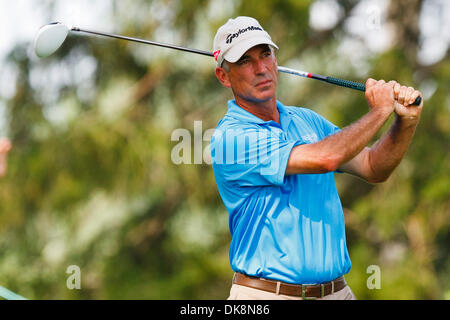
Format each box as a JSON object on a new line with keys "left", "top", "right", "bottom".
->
{"left": 0, "top": 0, "right": 448, "bottom": 299}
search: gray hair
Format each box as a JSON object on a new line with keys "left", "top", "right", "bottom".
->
{"left": 221, "top": 60, "right": 230, "bottom": 72}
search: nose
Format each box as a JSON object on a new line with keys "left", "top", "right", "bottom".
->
{"left": 253, "top": 59, "right": 266, "bottom": 74}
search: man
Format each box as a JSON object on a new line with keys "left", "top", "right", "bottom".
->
{"left": 0, "top": 138, "right": 12, "bottom": 177}
{"left": 210, "top": 16, "right": 423, "bottom": 300}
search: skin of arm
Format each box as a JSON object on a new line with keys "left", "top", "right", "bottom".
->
{"left": 339, "top": 82, "right": 423, "bottom": 183}
{"left": 286, "top": 79, "right": 423, "bottom": 184}
{"left": 286, "top": 106, "right": 393, "bottom": 175}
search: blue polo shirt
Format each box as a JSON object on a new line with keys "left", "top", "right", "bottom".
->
{"left": 210, "top": 100, "right": 351, "bottom": 284}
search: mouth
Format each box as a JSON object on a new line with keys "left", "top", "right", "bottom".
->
{"left": 255, "top": 79, "right": 272, "bottom": 87}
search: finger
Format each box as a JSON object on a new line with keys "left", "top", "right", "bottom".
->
{"left": 366, "top": 78, "right": 377, "bottom": 89}
{"left": 404, "top": 87, "right": 415, "bottom": 106}
{"left": 377, "top": 79, "right": 386, "bottom": 86}
{"left": 393, "top": 83, "right": 401, "bottom": 99}
{"left": 398, "top": 86, "right": 407, "bottom": 105}
{"left": 409, "top": 90, "right": 421, "bottom": 105}
{"left": 387, "top": 80, "right": 397, "bottom": 88}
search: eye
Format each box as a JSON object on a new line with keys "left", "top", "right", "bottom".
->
{"left": 237, "top": 58, "right": 250, "bottom": 65}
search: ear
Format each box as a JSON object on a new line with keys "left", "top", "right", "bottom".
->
{"left": 215, "top": 67, "right": 231, "bottom": 88}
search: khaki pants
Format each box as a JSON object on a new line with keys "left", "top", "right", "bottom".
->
{"left": 228, "top": 283, "right": 357, "bottom": 300}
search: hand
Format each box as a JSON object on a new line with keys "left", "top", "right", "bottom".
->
{"left": 0, "top": 138, "right": 11, "bottom": 154}
{"left": 392, "top": 82, "right": 423, "bottom": 125}
{"left": 365, "top": 79, "right": 395, "bottom": 115}
{"left": 0, "top": 137, "right": 12, "bottom": 177}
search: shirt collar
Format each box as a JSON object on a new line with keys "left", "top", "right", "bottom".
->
{"left": 226, "top": 99, "right": 293, "bottom": 130}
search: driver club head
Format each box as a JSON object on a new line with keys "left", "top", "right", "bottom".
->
{"left": 34, "top": 22, "right": 70, "bottom": 58}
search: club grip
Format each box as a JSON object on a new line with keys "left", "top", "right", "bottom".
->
{"left": 327, "top": 77, "right": 422, "bottom": 106}
{"left": 327, "top": 77, "right": 366, "bottom": 92}
{"left": 412, "top": 96, "right": 422, "bottom": 106}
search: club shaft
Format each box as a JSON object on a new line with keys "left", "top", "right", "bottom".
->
{"left": 71, "top": 27, "right": 215, "bottom": 57}
{"left": 70, "top": 27, "right": 421, "bottom": 106}
{"left": 0, "top": 286, "right": 28, "bottom": 300}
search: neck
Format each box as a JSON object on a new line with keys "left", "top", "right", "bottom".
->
{"left": 234, "top": 95, "right": 280, "bottom": 123}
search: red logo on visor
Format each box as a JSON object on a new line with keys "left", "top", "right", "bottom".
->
{"left": 213, "top": 50, "right": 221, "bottom": 61}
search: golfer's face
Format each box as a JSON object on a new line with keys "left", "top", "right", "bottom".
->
{"left": 227, "top": 44, "right": 278, "bottom": 103}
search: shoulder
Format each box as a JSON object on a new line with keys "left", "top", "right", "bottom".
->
{"left": 215, "top": 115, "right": 261, "bottom": 132}
{"left": 285, "top": 106, "right": 331, "bottom": 129}
{"left": 285, "top": 105, "right": 324, "bottom": 121}
{"left": 211, "top": 116, "right": 261, "bottom": 143}
{"left": 284, "top": 105, "right": 340, "bottom": 137}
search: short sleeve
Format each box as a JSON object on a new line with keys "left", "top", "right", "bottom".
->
{"left": 292, "top": 108, "right": 343, "bottom": 173}
{"left": 297, "top": 107, "right": 341, "bottom": 138}
{"left": 211, "top": 126, "right": 299, "bottom": 187}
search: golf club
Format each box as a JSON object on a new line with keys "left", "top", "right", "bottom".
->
{"left": 0, "top": 286, "right": 28, "bottom": 300}
{"left": 34, "top": 22, "right": 422, "bottom": 106}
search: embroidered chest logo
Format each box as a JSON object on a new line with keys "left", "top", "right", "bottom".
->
{"left": 301, "top": 133, "right": 319, "bottom": 143}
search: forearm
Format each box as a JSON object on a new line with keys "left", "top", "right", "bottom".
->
{"left": 287, "top": 108, "right": 392, "bottom": 174}
{"left": 368, "top": 114, "right": 419, "bottom": 181}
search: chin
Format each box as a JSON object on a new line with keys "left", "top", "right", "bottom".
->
{"left": 245, "top": 96, "right": 274, "bottom": 104}
{"left": 237, "top": 88, "right": 276, "bottom": 104}
{"left": 256, "top": 91, "right": 276, "bottom": 102}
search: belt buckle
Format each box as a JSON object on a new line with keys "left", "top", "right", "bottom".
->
{"left": 301, "top": 283, "right": 325, "bottom": 299}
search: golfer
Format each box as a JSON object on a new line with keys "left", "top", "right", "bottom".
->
{"left": 0, "top": 138, "right": 11, "bottom": 177}
{"left": 210, "top": 16, "right": 423, "bottom": 300}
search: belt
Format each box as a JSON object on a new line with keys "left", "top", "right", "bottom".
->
{"left": 233, "top": 273, "right": 347, "bottom": 299}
